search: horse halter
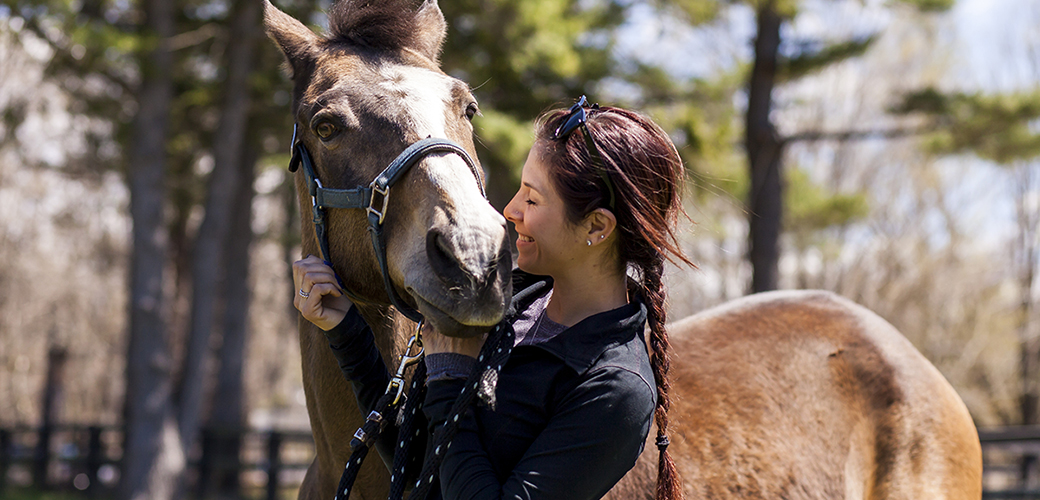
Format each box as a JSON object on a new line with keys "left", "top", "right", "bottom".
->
{"left": 287, "top": 124, "right": 486, "bottom": 323}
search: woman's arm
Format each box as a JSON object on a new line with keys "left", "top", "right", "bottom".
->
{"left": 423, "top": 366, "right": 655, "bottom": 500}
{"left": 323, "top": 307, "right": 410, "bottom": 470}
{"left": 292, "top": 255, "right": 416, "bottom": 471}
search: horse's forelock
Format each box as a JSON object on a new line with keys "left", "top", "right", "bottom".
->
{"left": 326, "top": 0, "right": 420, "bottom": 53}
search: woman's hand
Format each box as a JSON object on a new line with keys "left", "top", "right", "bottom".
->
{"left": 420, "top": 321, "right": 488, "bottom": 359}
{"left": 292, "top": 255, "right": 352, "bottom": 331}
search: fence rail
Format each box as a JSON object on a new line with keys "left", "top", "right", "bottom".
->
{"left": 980, "top": 426, "right": 1040, "bottom": 499}
{"left": 3, "top": 424, "right": 1040, "bottom": 498}
{"left": 0, "top": 424, "right": 314, "bottom": 499}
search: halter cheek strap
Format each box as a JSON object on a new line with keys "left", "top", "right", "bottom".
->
{"left": 288, "top": 125, "right": 486, "bottom": 323}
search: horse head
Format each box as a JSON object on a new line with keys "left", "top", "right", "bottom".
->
{"left": 265, "top": 0, "right": 511, "bottom": 337}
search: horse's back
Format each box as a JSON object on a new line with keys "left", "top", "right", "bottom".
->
{"left": 610, "top": 290, "right": 981, "bottom": 500}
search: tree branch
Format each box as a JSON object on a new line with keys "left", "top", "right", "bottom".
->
{"left": 783, "top": 125, "right": 931, "bottom": 145}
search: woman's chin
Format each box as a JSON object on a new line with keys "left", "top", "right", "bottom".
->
{"left": 514, "top": 256, "right": 535, "bottom": 274}
{"left": 515, "top": 260, "right": 544, "bottom": 277}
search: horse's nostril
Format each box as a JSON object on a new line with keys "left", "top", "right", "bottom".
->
{"left": 427, "top": 226, "right": 505, "bottom": 293}
{"left": 427, "top": 228, "right": 466, "bottom": 287}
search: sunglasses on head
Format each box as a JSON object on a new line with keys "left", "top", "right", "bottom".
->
{"left": 551, "top": 95, "right": 616, "bottom": 211}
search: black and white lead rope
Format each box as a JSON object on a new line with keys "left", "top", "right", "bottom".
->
{"left": 335, "top": 320, "right": 515, "bottom": 500}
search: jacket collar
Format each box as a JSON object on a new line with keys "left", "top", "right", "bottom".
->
{"left": 507, "top": 270, "right": 648, "bottom": 374}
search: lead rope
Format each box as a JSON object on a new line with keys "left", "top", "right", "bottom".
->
{"left": 405, "top": 321, "right": 514, "bottom": 500}
{"left": 335, "top": 320, "right": 515, "bottom": 500}
{"left": 335, "top": 323, "right": 424, "bottom": 500}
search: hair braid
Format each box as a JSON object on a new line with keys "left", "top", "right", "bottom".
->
{"left": 643, "top": 258, "right": 684, "bottom": 500}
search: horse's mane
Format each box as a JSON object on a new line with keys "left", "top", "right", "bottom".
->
{"left": 326, "top": 0, "right": 421, "bottom": 52}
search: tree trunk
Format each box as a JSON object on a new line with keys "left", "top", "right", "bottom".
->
{"left": 206, "top": 141, "right": 259, "bottom": 499}
{"left": 120, "top": 0, "right": 180, "bottom": 498}
{"left": 176, "top": 0, "right": 262, "bottom": 460}
{"left": 745, "top": 2, "right": 784, "bottom": 294}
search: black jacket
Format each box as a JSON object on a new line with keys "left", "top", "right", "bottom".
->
{"left": 325, "top": 271, "right": 656, "bottom": 500}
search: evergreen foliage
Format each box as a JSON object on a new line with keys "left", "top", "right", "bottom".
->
{"left": 438, "top": 0, "right": 627, "bottom": 208}
{"left": 895, "top": 87, "right": 1040, "bottom": 163}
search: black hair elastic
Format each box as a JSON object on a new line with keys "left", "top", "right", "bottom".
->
{"left": 655, "top": 434, "right": 670, "bottom": 452}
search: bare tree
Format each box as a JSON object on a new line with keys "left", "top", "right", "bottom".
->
{"left": 736, "top": 0, "right": 949, "bottom": 293}
{"left": 120, "top": 0, "right": 180, "bottom": 497}
{"left": 176, "top": 0, "right": 262, "bottom": 468}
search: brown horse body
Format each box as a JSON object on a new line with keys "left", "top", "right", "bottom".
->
{"left": 265, "top": 2, "right": 981, "bottom": 499}
{"left": 608, "top": 290, "right": 981, "bottom": 499}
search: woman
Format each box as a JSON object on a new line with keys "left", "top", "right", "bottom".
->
{"left": 294, "top": 97, "right": 691, "bottom": 500}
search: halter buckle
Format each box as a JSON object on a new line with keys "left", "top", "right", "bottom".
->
{"left": 368, "top": 182, "right": 390, "bottom": 225}
{"left": 311, "top": 177, "right": 324, "bottom": 207}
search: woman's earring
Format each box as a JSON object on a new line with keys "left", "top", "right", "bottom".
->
{"left": 587, "top": 240, "right": 592, "bottom": 246}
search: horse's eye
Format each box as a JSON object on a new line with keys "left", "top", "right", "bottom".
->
{"left": 465, "top": 102, "right": 479, "bottom": 121}
{"left": 315, "top": 122, "right": 337, "bottom": 140}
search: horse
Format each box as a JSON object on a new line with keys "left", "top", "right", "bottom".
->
{"left": 605, "top": 290, "right": 981, "bottom": 499}
{"left": 264, "top": 1, "right": 982, "bottom": 499}
{"left": 264, "top": 0, "right": 511, "bottom": 497}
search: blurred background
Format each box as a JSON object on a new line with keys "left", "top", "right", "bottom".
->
{"left": 1, "top": 0, "right": 1038, "bottom": 498}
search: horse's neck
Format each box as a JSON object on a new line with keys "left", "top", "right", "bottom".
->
{"left": 355, "top": 303, "right": 409, "bottom": 371}
{"left": 298, "top": 305, "right": 402, "bottom": 498}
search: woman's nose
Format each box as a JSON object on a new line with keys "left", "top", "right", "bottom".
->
{"left": 503, "top": 197, "right": 522, "bottom": 223}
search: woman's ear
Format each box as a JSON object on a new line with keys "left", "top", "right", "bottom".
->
{"left": 584, "top": 208, "right": 617, "bottom": 244}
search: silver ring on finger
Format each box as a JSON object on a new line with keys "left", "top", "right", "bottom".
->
{"left": 299, "top": 288, "right": 310, "bottom": 298}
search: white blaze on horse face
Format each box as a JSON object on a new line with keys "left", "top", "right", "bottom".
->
{"left": 379, "top": 65, "right": 485, "bottom": 195}
{"left": 379, "top": 64, "right": 491, "bottom": 207}
{"left": 379, "top": 65, "right": 451, "bottom": 138}
{"left": 379, "top": 64, "right": 506, "bottom": 280}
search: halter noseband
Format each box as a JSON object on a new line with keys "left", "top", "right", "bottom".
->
{"left": 288, "top": 124, "right": 486, "bottom": 323}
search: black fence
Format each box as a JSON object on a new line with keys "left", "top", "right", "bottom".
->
{"left": 981, "top": 426, "right": 1040, "bottom": 498}
{"left": 0, "top": 424, "right": 314, "bottom": 499}
{"left": 3, "top": 424, "right": 1040, "bottom": 498}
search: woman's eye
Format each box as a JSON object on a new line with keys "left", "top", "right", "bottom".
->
{"left": 315, "top": 122, "right": 337, "bottom": 139}
{"left": 465, "top": 102, "right": 479, "bottom": 120}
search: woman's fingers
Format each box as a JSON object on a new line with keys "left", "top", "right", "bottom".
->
{"left": 291, "top": 255, "right": 322, "bottom": 287}
{"left": 302, "top": 282, "right": 340, "bottom": 314}
{"left": 301, "top": 269, "right": 341, "bottom": 294}
{"left": 300, "top": 282, "right": 348, "bottom": 330}
{"left": 293, "top": 256, "right": 342, "bottom": 295}
{"left": 291, "top": 255, "right": 349, "bottom": 330}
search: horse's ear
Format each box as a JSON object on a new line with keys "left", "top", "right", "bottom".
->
{"left": 413, "top": 0, "right": 447, "bottom": 63}
{"left": 264, "top": 0, "right": 319, "bottom": 80}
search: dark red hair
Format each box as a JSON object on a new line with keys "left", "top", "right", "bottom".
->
{"left": 536, "top": 102, "right": 692, "bottom": 500}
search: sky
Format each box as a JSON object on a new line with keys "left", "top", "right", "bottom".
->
{"left": 612, "top": 0, "right": 1039, "bottom": 256}
{"left": 615, "top": 0, "right": 1038, "bottom": 93}
{"left": 3, "top": 0, "right": 1037, "bottom": 254}
{"left": 954, "top": 0, "right": 1039, "bottom": 92}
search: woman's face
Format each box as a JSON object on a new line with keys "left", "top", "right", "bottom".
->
{"left": 504, "top": 146, "right": 587, "bottom": 277}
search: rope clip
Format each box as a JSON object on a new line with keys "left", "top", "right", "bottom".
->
{"left": 387, "top": 321, "right": 425, "bottom": 406}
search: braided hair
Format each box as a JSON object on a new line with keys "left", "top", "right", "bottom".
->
{"left": 536, "top": 102, "right": 693, "bottom": 500}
